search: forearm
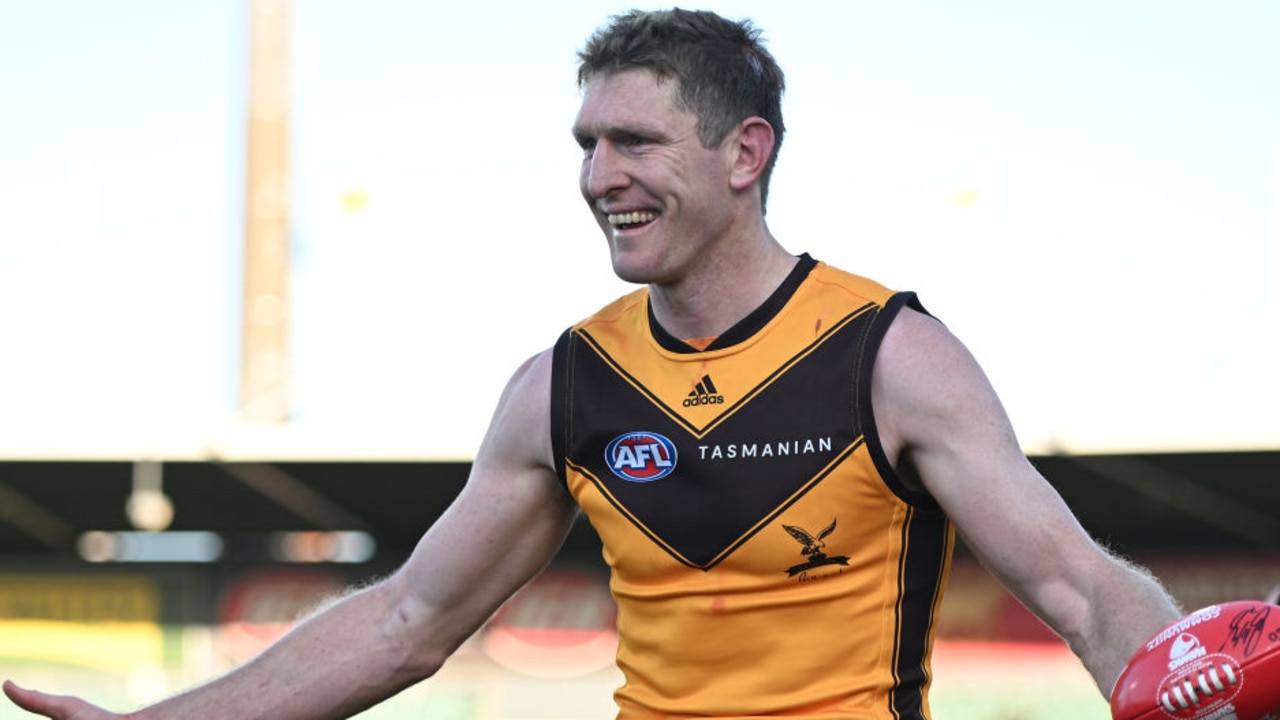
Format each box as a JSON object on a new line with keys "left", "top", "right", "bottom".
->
{"left": 1052, "top": 555, "right": 1183, "bottom": 698}
{"left": 132, "top": 578, "right": 446, "bottom": 720}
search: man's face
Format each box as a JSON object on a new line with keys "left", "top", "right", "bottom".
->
{"left": 572, "top": 69, "right": 738, "bottom": 286}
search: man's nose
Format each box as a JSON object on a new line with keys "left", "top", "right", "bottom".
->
{"left": 582, "top": 142, "right": 629, "bottom": 199}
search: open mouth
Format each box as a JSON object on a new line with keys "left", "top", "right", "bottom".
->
{"left": 607, "top": 210, "right": 658, "bottom": 231}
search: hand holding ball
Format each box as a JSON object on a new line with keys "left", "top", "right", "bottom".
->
{"left": 1112, "top": 601, "right": 1280, "bottom": 720}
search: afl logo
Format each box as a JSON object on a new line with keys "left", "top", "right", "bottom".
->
{"left": 605, "top": 432, "right": 678, "bottom": 482}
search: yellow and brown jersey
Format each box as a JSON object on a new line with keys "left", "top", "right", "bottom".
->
{"left": 551, "top": 255, "right": 954, "bottom": 719}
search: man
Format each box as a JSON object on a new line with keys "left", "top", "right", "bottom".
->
{"left": 4, "top": 8, "right": 1181, "bottom": 719}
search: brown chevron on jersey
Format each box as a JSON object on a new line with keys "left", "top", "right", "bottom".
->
{"left": 573, "top": 300, "right": 878, "bottom": 440}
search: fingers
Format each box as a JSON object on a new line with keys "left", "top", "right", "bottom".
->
{"left": 3, "top": 680, "right": 110, "bottom": 719}
{"left": 3, "top": 680, "right": 60, "bottom": 716}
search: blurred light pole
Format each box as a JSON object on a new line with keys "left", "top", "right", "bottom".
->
{"left": 240, "top": 0, "right": 292, "bottom": 424}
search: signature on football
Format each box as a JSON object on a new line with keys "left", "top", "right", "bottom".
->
{"left": 1221, "top": 604, "right": 1271, "bottom": 657}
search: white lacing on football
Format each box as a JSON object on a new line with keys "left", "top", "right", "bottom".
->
{"left": 1161, "top": 664, "right": 1239, "bottom": 712}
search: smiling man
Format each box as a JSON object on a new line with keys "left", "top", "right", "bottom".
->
{"left": 4, "top": 8, "right": 1181, "bottom": 720}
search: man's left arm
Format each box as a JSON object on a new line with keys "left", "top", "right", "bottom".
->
{"left": 872, "top": 307, "right": 1183, "bottom": 696}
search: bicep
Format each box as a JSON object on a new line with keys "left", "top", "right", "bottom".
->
{"left": 874, "top": 310, "right": 1107, "bottom": 601}
{"left": 874, "top": 311, "right": 1184, "bottom": 686}
{"left": 391, "top": 349, "right": 578, "bottom": 651}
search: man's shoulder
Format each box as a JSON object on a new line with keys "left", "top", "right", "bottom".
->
{"left": 806, "top": 259, "right": 904, "bottom": 308}
{"left": 568, "top": 286, "right": 650, "bottom": 331}
{"left": 546, "top": 287, "right": 651, "bottom": 367}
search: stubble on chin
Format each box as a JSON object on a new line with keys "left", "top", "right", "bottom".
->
{"left": 607, "top": 244, "right": 667, "bottom": 286}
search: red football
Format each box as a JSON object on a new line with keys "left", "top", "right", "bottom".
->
{"left": 1112, "top": 601, "right": 1280, "bottom": 720}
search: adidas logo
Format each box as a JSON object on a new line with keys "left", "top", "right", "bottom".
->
{"left": 683, "top": 374, "right": 725, "bottom": 407}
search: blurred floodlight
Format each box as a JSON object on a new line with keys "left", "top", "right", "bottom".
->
{"left": 127, "top": 461, "right": 173, "bottom": 531}
{"left": 125, "top": 489, "right": 175, "bottom": 532}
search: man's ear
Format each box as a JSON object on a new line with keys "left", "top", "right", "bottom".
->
{"left": 728, "top": 117, "right": 775, "bottom": 193}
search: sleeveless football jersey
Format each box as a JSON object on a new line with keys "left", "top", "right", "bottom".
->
{"left": 550, "top": 255, "right": 954, "bottom": 719}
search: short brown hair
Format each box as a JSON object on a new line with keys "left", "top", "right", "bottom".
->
{"left": 577, "top": 8, "right": 786, "bottom": 211}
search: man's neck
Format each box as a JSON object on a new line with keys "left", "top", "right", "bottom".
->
{"left": 647, "top": 238, "right": 798, "bottom": 343}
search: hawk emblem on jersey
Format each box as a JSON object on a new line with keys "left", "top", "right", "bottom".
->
{"left": 783, "top": 519, "right": 851, "bottom": 577}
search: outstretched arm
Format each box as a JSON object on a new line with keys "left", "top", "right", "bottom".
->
{"left": 4, "top": 349, "right": 576, "bottom": 720}
{"left": 873, "top": 308, "right": 1181, "bottom": 696}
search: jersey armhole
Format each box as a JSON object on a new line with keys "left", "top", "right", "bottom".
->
{"left": 859, "top": 292, "right": 945, "bottom": 514}
{"left": 550, "top": 328, "right": 574, "bottom": 486}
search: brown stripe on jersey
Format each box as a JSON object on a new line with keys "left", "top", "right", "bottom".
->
{"left": 564, "top": 458, "right": 683, "bottom": 563}
{"left": 573, "top": 328, "right": 676, "bottom": 426}
{"left": 568, "top": 439, "right": 868, "bottom": 570}
{"left": 889, "top": 506, "right": 954, "bottom": 720}
{"left": 557, "top": 310, "right": 879, "bottom": 568}
{"left": 551, "top": 327, "right": 574, "bottom": 485}
{"left": 573, "top": 301, "right": 878, "bottom": 439}
{"left": 700, "top": 437, "right": 866, "bottom": 569}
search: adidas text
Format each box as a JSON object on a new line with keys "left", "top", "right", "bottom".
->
{"left": 683, "top": 394, "right": 725, "bottom": 407}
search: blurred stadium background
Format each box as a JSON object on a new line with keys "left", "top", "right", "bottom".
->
{"left": 2, "top": 1, "right": 1279, "bottom": 718}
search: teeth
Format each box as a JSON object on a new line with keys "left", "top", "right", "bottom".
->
{"left": 607, "top": 211, "right": 657, "bottom": 227}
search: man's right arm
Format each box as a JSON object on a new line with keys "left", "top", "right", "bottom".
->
{"left": 4, "top": 348, "right": 577, "bottom": 720}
